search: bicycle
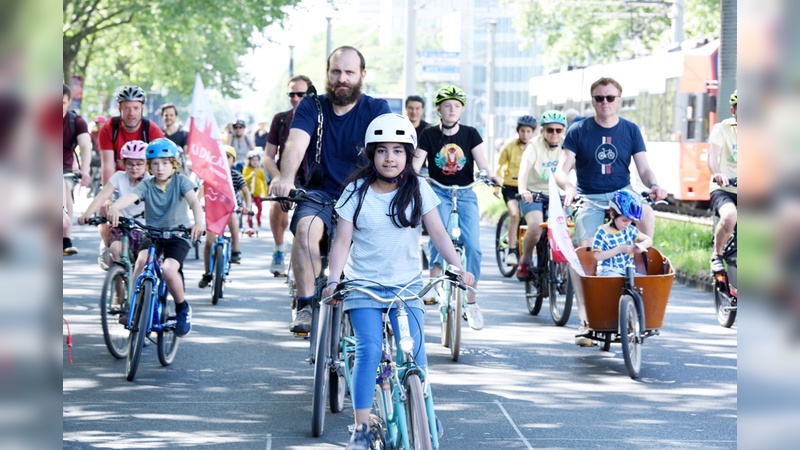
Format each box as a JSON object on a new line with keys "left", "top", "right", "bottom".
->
{"left": 426, "top": 173, "right": 491, "bottom": 362}
{"left": 124, "top": 219, "right": 190, "bottom": 382}
{"left": 83, "top": 216, "right": 137, "bottom": 358}
{"left": 515, "top": 192, "right": 575, "bottom": 326}
{"left": 494, "top": 210, "right": 519, "bottom": 277}
{"left": 333, "top": 271, "right": 466, "bottom": 450}
{"left": 208, "top": 209, "right": 253, "bottom": 305}
{"left": 713, "top": 177, "right": 737, "bottom": 328}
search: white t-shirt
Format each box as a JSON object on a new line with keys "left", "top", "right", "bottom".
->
{"left": 109, "top": 170, "right": 151, "bottom": 219}
{"left": 336, "top": 177, "right": 440, "bottom": 286}
{"left": 520, "top": 135, "right": 562, "bottom": 194}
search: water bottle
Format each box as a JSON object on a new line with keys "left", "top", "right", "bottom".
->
{"left": 396, "top": 309, "right": 414, "bottom": 353}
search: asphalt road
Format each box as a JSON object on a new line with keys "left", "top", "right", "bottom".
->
{"left": 63, "top": 206, "right": 737, "bottom": 449}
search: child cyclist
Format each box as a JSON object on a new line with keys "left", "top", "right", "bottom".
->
{"left": 592, "top": 189, "right": 652, "bottom": 277}
{"left": 321, "top": 114, "right": 475, "bottom": 449}
{"left": 107, "top": 138, "right": 205, "bottom": 337}
{"left": 199, "top": 145, "right": 252, "bottom": 287}
{"left": 78, "top": 140, "right": 151, "bottom": 266}
{"left": 242, "top": 149, "right": 267, "bottom": 232}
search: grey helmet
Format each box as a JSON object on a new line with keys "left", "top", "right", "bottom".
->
{"left": 116, "top": 85, "right": 147, "bottom": 104}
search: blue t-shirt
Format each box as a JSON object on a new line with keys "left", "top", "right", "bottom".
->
{"left": 562, "top": 117, "right": 646, "bottom": 194}
{"left": 291, "top": 94, "right": 391, "bottom": 196}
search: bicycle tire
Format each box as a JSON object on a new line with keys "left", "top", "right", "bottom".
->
{"left": 311, "top": 303, "right": 331, "bottom": 437}
{"left": 212, "top": 245, "right": 224, "bottom": 305}
{"left": 157, "top": 292, "right": 179, "bottom": 366}
{"left": 714, "top": 283, "right": 737, "bottom": 328}
{"left": 495, "top": 211, "right": 516, "bottom": 277}
{"left": 404, "top": 374, "right": 433, "bottom": 450}
{"left": 549, "top": 261, "right": 574, "bottom": 326}
{"left": 619, "top": 295, "right": 642, "bottom": 379}
{"left": 126, "top": 279, "right": 152, "bottom": 382}
{"left": 440, "top": 282, "right": 451, "bottom": 348}
{"left": 525, "top": 278, "right": 543, "bottom": 315}
{"left": 449, "top": 286, "right": 462, "bottom": 362}
{"left": 371, "top": 382, "right": 391, "bottom": 450}
{"left": 100, "top": 265, "right": 129, "bottom": 359}
{"left": 329, "top": 305, "right": 348, "bottom": 413}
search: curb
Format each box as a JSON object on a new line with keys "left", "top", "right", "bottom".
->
{"left": 674, "top": 272, "right": 714, "bottom": 293}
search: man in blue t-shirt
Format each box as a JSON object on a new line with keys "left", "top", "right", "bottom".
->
{"left": 555, "top": 77, "right": 668, "bottom": 248}
{"left": 270, "top": 46, "right": 390, "bottom": 333}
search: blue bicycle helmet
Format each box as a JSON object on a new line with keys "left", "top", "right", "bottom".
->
{"left": 609, "top": 189, "right": 643, "bottom": 222}
{"left": 145, "top": 138, "right": 180, "bottom": 159}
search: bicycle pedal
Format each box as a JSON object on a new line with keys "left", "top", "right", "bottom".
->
{"left": 423, "top": 298, "right": 439, "bottom": 306}
{"left": 273, "top": 272, "right": 287, "bottom": 278}
{"left": 295, "top": 331, "right": 309, "bottom": 337}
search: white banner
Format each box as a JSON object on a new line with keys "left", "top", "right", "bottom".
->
{"left": 547, "top": 176, "right": 585, "bottom": 276}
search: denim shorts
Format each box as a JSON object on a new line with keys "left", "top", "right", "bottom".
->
{"left": 519, "top": 198, "right": 544, "bottom": 217}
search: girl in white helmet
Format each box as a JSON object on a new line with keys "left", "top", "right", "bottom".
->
{"left": 322, "top": 114, "right": 474, "bottom": 449}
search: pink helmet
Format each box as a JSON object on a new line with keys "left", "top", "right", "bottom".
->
{"left": 120, "top": 140, "right": 147, "bottom": 160}
{"left": 94, "top": 115, "right": 108, "bottom": 124}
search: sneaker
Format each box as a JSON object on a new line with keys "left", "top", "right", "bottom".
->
{"left": 710, "top": 254, "right": 725, "bottom": 273}
{"left": 345, "top": 423, "right": 370, "bottom": 450}
{"left": 423, "top": 285, "right": 443, "bottom": 305}
{"left": 231, "top": 251, "right": 241, "bottom": 264}
{"left": 198, "top": 273, "right": 212, "bottom": 288}
{"left": 270, "top": 246, "right": 286, "bottom": 274}
{"left": 63, "top": 246, "right": 78, "bottom": 256}
{"left": 175, "top": 302, "right": 192, "bottom": 337}
{"left": 290, "top": 305, "right": 312, "bottom": 333}
{"left": 465, "top": 302, "right": 484, "bottom": 330}
{"left": 97, "top": 244, "right": 109, "bottom": 270}
{"left": 505, "top": 249, "right": 518, "bottom": 266}
{"left": 575, "top": 325, "right": 594, "bottom": 347}
{"left": 515, "top": 261, "right": 531, "bottom": 281}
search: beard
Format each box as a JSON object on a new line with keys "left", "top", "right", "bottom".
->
{"left": 326, "top": 78, "right": 362, "bottom": 106}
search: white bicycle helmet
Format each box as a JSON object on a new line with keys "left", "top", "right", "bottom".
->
{"left": 365, "top": 113, "right": 417, "bottom": 149}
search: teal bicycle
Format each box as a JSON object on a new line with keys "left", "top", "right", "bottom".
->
{"left": 332, "top": 271, "right": 467, "bottom": 450}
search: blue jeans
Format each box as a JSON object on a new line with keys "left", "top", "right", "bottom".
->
{"left": 428, "top": 186, "right": 482, "bottom": 281}
{"left": 349, "top": 306, "right": 427, "bottom": 410}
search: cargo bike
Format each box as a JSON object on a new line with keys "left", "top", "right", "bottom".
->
{"left": 569, "top": 246, "right": 675, "bottom": 379}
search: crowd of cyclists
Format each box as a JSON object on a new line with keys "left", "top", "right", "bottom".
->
{"left": 63, "top": 44, "right": 737, "bottom": 448}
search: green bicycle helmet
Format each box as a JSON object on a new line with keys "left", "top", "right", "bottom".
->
{"left": 435, "top": 85, "right": 466, "bottom": 106}
{"left": 729, "top": 89, "right": 737, "bottom": 106}
{"left": 539, "top": 110, "right": 567, "bottom": 127}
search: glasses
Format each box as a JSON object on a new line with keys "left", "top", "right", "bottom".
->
{"left": 593, "top": 95, "right": 617, "bottom": 103}
{"left": 233, "top": 125, "right": 244, "bottom": 129}
{"left": 545, "top": 127, "right": 564, "bottom": 134}
{"left": 125, "top": 162, "right": 145, "bottom": 169}
{"left": 287, "top": 92, "right": 305, "bottom": 98}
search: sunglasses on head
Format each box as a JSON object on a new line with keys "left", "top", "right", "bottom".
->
{"left": 287, "top": 92, "right": 305, "bottom": 98}
{"left": 545, "top": 127, "right": 564, "bottom": 134}
{"left": 593, "top": 95, "right": 617, "bottom": 103}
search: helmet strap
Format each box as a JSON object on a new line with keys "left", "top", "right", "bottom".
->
{"left": 441, "top": 120, "right": 458, "bottom": 130}
{"left": 372, "top": 165, "right": 400, "bottom": 183}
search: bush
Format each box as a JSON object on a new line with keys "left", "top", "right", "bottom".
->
{"left": 653, "top": 220, "right": 713, "bottom": 279}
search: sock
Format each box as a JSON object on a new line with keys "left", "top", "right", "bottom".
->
{"left": 63, "top": 237, "right": 71, "bottom": 249}
{"left": 296, "top": 296, "right": 313, "bottom": 310}
{"left": 176, "top": 301, "right": 189, "bottom": 312}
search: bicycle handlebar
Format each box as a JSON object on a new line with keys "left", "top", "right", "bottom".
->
{"left": 426, "top": 172, "right": 497, "bottom": 191}
{"left": 325, "top": 269, "right": 475, "bottom": 305}
{"left": 261, "top": 189, "right": 336, "bottom": 212}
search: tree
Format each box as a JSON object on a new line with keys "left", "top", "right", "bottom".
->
{"left": 63, "top": 0, "right": 305, "bottom": 107}
{"left": 502, "top": 0, "right": 720, "bottom": 67}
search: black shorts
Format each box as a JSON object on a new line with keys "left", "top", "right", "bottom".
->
{"left": 501, "top": 185, "right": 519, "bottom": 204}
{"left": 137, "top": 236, "right": 191, "bottom": 267}
{"left": 710, "top": 190, "right": 737, "bottom": 217}
{"left": 289, "top": 190, "right": 335, "bottom": 238}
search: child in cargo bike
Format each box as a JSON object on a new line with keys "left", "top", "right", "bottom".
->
{"left": 592, "top": 189, "right": 652, "bottom": 277}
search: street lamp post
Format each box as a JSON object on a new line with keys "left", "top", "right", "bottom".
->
{"left": 289, "top": 45, "right": 294, "bottom": 77}
{"left": 487, "top": 19, "right": 497, "bottom": 172}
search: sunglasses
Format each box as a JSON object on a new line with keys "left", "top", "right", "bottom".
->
{"left": 593, "top": 95, "right": 617, "bottom": 103}
{"left": 545, "top": 127, "right": 564, "bottom": 134}
{"left": 233, "top": 125, "right": 244, "bottom": 129}
{"left": 287, "top": 92, "right": 305, "bottom": 98}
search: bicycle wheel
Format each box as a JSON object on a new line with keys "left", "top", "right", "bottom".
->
{"left": 211, "top": 245, "right": 224, "bottom": 305}
{"left": 549, "top": 261, "right": 574, "bottom": 326}
{"left": 619, "top": 295, "right": 642, "bottom": 379}
{"left": 126, "top": 279, "right": 152, "bottom": 382}
{"left": 157, "top": 293, "right": 180, "bottom": 366}
{"left": 440, "top": 283, "right": 451, "bottom": 348}
{"left": 404, "top": 374, "right": 433, "bottom": 450}
{"left": 311, "top": 304, "right": 331, "bottom": 437}
{"left": 449, "top": 287, "right": 462, "bottom": 362}
{"left": 495, "top": 211, "right": 516, "bottom": 277}
{"left": 100, "top": 264, "right": 130, "bottom": 359}
{"left": 329, "top": 306, "right": 348, "bottom": 413}
{"left": 525, "top": 278, "right": 543, "bottom": 315}
{"left": 714, "top": 283, "right": 737, "bottom": 328}
{"left": 371, "top": 381, "right": 391, "bottom": 449}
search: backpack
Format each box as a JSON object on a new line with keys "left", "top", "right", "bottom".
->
{"left": 67, "top": 110, "right": 78, "bottom": 149}
{"left": 111, "top": 116, "right": 151, "bottom": 163}
{"left": 275, "top": 110, "right": 291, "bottom": 146}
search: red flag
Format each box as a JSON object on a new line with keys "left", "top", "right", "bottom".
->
{"left": 186, "top": 74, "right": 235, "bottom": 236}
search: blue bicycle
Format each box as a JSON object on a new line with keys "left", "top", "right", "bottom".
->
{"left": 125, "top": 220, "right": 190, "bottom": 382}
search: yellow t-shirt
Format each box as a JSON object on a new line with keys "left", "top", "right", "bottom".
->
{"left": 519, "top": 135, "right": 562, "bottom": 194}
{"left": 708, "top": 117, "right": 737, "bottom": 194}
{"left": 496, "top": 138, "right": 527, "bottom": 187}
{"left": 242, "top": 166, "right": 268, "bottom": 197}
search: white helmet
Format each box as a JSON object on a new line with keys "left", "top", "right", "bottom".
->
{"left": 365, "top": 113, "right": 417, "bottom": 149}
{"left": 247, "top": 149, "right": 262, "bottom": 159}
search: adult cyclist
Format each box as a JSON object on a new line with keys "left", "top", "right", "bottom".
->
{"left": 708, "top": 89, "right": 737, "bottom": 273}
{"left": 495, "top": 114, "right": 538, "bottom": 266}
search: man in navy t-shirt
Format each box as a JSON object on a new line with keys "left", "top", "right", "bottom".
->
{"left": 269, "top": 46, "right": 390, "bottom": 333}
{"left": 555, "top": 77, "right": 668, "bottom": 248}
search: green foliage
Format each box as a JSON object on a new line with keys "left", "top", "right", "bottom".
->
{"left": 63, "top": 0, "right": 304, "bottom": 109}
{"left": 502, "top": 0, "right": 721, "bottom": 67}
{"left": 653, "top": 220, "right": 713, "bottom": 279}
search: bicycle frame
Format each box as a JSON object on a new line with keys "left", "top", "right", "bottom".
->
{"left": 209, "top": 235, "right": 232, "bottom": 281}
{"left": 128, "top": 244, "right": 167, "bottom": 335}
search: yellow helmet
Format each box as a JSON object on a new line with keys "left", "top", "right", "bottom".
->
{"left": 223, "top": 145, "right": 236, "bottom": 160}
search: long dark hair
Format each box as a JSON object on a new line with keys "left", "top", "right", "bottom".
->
{"left": 341, "top": 142, "right": 421, "bottom": 230}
